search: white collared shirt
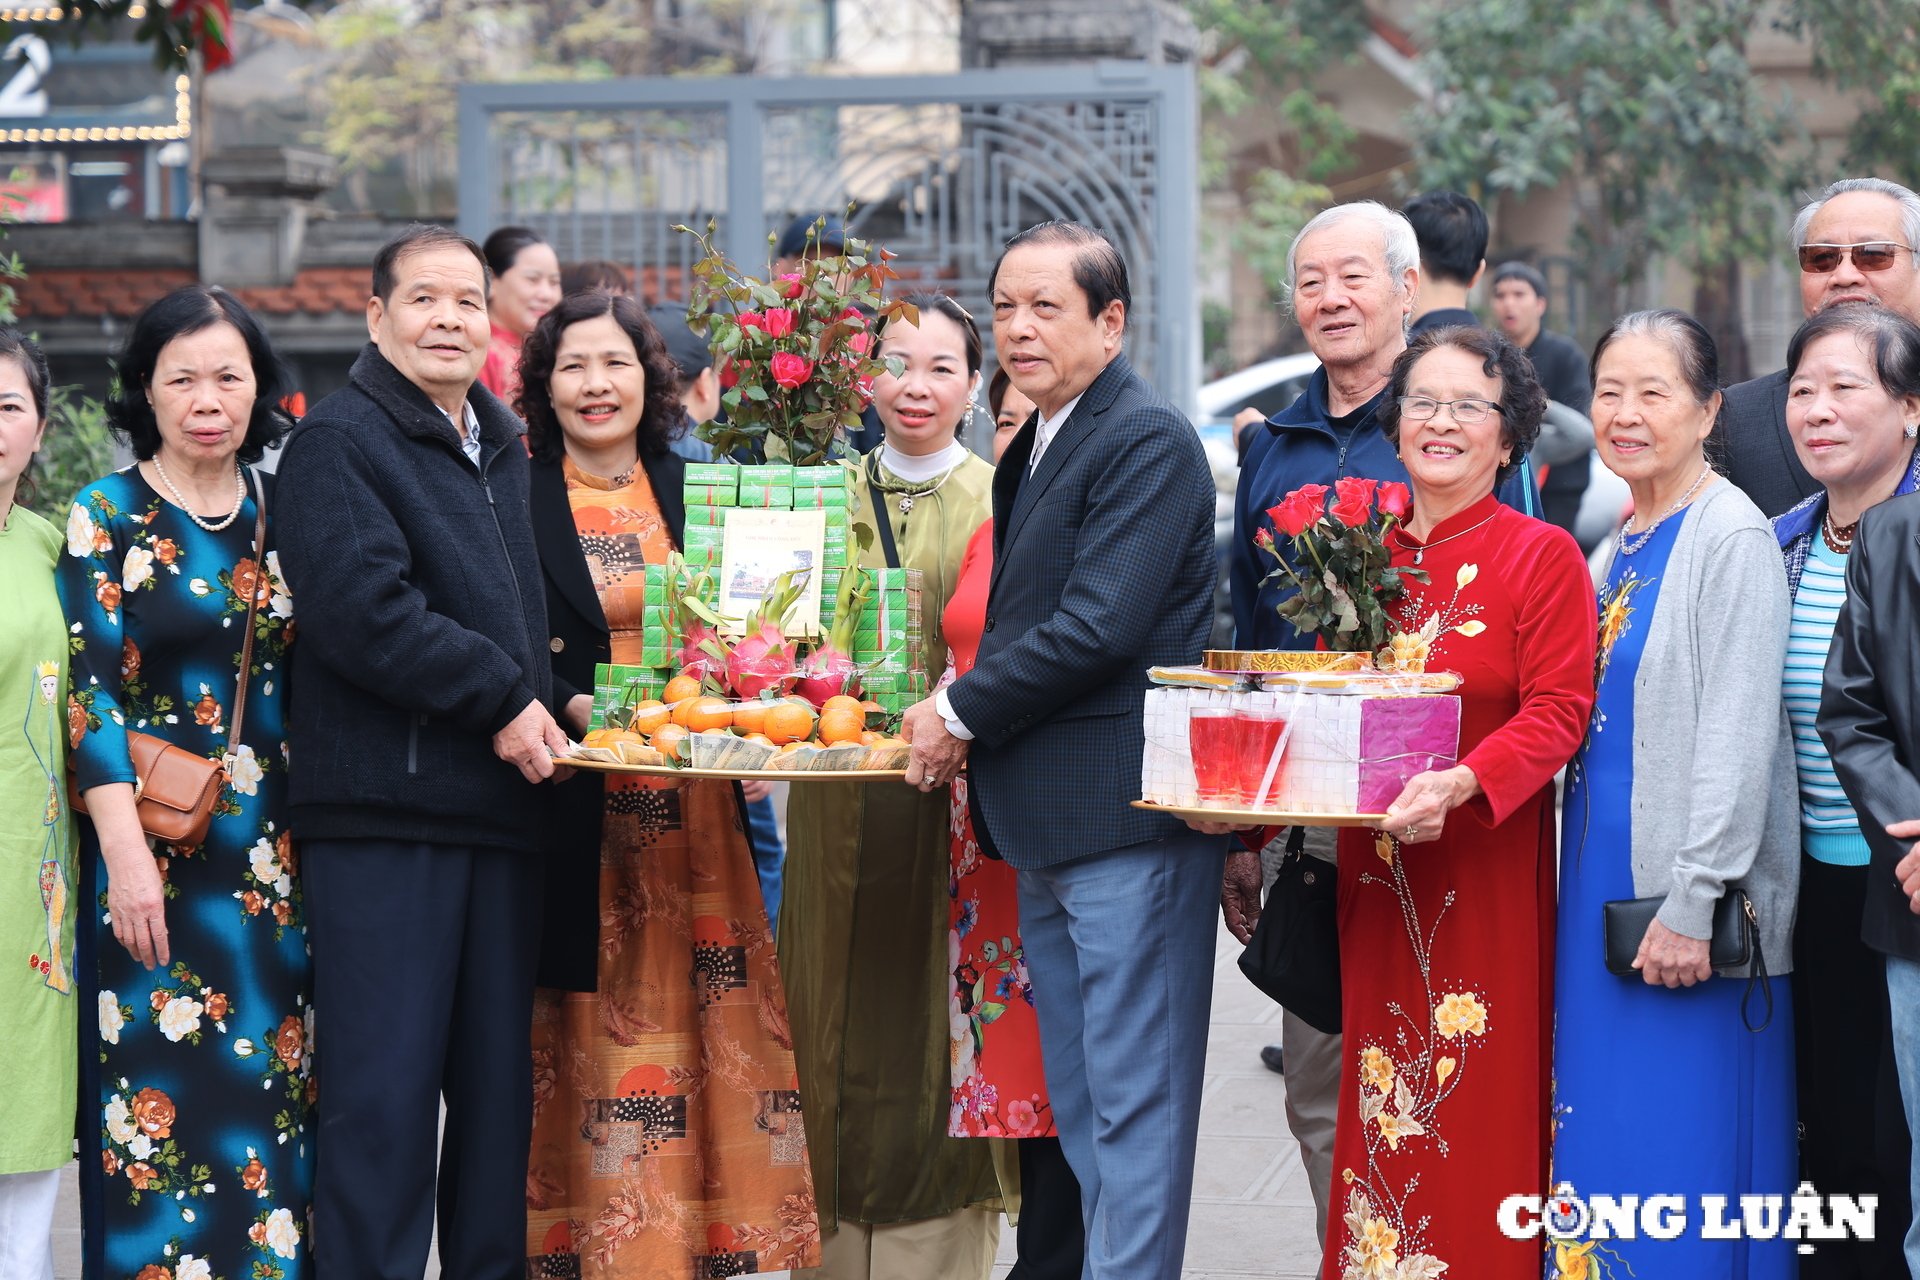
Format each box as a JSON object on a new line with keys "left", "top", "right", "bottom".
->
{"left": 440, "top": 400, "right": 483, "bottom": 468}
{"left": 1028, "top": 392, "right": 1084, "bottom": 471}
{"left": 936, "top": 392, "right": 1088, "bottom": 739}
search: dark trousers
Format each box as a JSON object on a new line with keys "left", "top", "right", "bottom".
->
{"left": 1792, "top": 854, "right": 1912, "bottom": 1280}
{"left": 303, "top": 838, "right": 543, "bottom": 1280}
{"left": 1010, "top": 1136, "right": 1084, "bottom": 1280}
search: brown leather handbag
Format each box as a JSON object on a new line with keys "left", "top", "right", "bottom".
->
{"left": 72, "top": 472, "right": 268, "bottom": 849}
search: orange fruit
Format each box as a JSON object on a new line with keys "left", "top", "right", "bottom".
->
{"left": 818, "top": 705, "right": 866, "bottom": 745}
{"left": 763, "top": 702, "right": 818, "bottom": 746}
{"left": 626, "top": 699, "right": 670, "bottom": 734}
{"left": 732, "top": 700, "right": 769, "bottom": 736}
{"left": 650, "top": 723, "right": 690, "bottom": 760}
{"left": 743, "top": 732, "right": 773, "bottom": 746}
{"left": 662, "top": 674, "right": 702, "bottom": 705}
{"left": 673, "top": 696, "right": 733, "bottom": 732}
{"left": 821, "top": 695, "right": 864, "bottom": 719}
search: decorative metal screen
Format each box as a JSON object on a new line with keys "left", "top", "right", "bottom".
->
{"left": 458, "top": 65, "right": 1198, "bottom": 411}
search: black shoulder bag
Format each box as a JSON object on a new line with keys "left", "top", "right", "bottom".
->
{"left": 1237, "top": 826, "right": 1343, "bottom": 1034}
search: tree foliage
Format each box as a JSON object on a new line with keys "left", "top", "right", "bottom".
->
{"left": 1777, "top": 0, "right": 1920, "bottom": 178}
{"left": 319, "top": 0, "right": 656, "bottom": 213}
{"left": 1409, "top": 0, "right": 1804, "bottom": 359}
{"left": 1189, "top": 0, "right": 1368, "bottom": 298}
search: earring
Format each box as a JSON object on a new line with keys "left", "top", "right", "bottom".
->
{"left": 964, "top": 390, "right": 982, "bottom": 428}
{"left": 1906, "top": 423, "right": 1917, "bottom": 440}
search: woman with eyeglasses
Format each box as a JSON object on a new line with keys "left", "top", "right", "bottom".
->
{"left": 1551, "top": 310, "right": 1798, "bottom": 1280}
{"left": 1315, "top": 326, "right": 1596, "bottom": 1280}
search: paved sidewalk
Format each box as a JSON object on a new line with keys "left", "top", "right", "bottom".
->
{"left": 51, "top": 923, "right": 1322, "bottom": 1278}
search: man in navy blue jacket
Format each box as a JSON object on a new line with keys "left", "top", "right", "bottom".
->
{"left": 276, "top": 225, "right": 570, "bottom": 1280}
{"left": 1226, "top": 200, "right": 1539, "bottom": 1253}
{"left": 902, "top": 221, "right": 1220, "bottom": 1279}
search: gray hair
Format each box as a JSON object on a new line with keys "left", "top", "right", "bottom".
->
{"left": 1791, "top": 177, "right": 1920, "bottom": 257}
{"left": 1284, "top": 201, "right": 1420, "bottom": 298}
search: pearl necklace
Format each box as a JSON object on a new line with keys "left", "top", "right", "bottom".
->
{"left": 1821, "top": 509, "right": 1857, "bottom": 555}
{"left": 152, "top": 457, "right": 246, "bottom": 533}
{"left": 1617, "top": 466, "right": 1711, "bottom": 555}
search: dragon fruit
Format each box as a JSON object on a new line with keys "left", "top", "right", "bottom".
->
{"left": 666, "top": 555, "right": 726, "bottom": 682}
{"left": 724, "top": 569, "right": 810, "bottom": 700}
{"left": 795, "top": 563, "right": 873, "bottom": 707}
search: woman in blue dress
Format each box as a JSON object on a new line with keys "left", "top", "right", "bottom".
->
{"left": 58, "top": 287, "right": 311, "bottom": 1280}
{"left": 1551, "top": 311, "right": 1799, "bottom": 1280}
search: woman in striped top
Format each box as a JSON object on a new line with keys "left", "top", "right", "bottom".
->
{"left": 1774, "top": 302, "right": 1920, "bottom": 1280}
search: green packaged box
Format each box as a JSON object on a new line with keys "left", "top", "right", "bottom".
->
{"left": 685, "top": 505, "right": 727, "bottom": 528}
{"left": 744, "top": 462, "right": 796, "bottom": 486}
{"left": 683, "top": 463, "right": 739, "bottom": 507}
{"left": 791, "top": 464, "right": 846, "bottom": 490}
{"left": 591, "top": 663, "right": 669, "bottom": 728}
{"left": 738, "top": 483, "right": 795, "bottom": 509}
{"left": 640, "top": 632, "right": 674, "bottom": 668}
{"left": 684, "top": 524, "right": 724, "bottom": 552}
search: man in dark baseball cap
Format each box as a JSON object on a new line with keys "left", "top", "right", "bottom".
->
{"left": 773, "top": 213, "right": 846, "bottom": 275}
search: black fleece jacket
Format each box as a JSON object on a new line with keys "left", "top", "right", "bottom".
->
{"left": 275, "top": 345, "right": 553, "bottom": 851}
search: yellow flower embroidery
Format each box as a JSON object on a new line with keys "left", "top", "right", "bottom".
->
{"left": 1339, "top": 1191, "right": 1403, "bottom": 1279}
{"left": 1433, "top": 991, "right": 1488, "bottom": 1039}
{"left": 1555, "top": 1240, "right": 1597, "bottom": 1280}
{"left": 1361, "top": 1046, "right": 1396, "bottom": 1095}
{"left": 1434, "top": 1056, "right": 1456, "bottom": 1086}
{"left": 1374, "top": 1108, "right": 1427, "bottom": 1151}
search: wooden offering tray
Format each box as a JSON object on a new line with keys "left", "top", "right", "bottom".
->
{"left": 564, "top": 757, "right": 908, "bottom": 782}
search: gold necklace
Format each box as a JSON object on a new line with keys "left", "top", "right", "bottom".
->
{"left": 1391, "top": 511, "right": 1498, "bottom": 565}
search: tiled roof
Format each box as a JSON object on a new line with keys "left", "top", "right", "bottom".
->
{"left": 12, "top": 266, "right": 370, "bottom": 322}
{"left": 12, "top": 264, "right": 697, "bottom": 322}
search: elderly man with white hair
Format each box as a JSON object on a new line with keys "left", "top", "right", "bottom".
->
{"left": 1223, "top": 199, "right": 1540, "bottom": 1252}
{"left": 1725, "top": 176, "right": 1920, "bottom": 518}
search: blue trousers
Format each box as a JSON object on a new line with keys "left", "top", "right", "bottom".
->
{"left": 745, "top": 795, "right": 784, "bottom": 927}
{"left": 1016, "top": 834, "right": 1224, "bottom": 1280}
{"left": 1884, "top": 953, "right": 1920, "bottom": 1276}
{"left": 303, "top": 839, "right": 542, "bottom": 1280}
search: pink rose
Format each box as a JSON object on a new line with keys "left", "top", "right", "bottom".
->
{"left": 763, "top": 308, "right": 797, "bottom": 339}
{"left": 737, "top": 311, "right": 767, "bottom": 332}
{"left": 770, "top": 352, "right": 814, "bottom": 390}
{"left": 779, "top": 273, "right": 805, "bottom": 300}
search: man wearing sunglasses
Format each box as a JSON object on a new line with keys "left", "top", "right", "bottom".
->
{"left": 1724, "top": 176, "right": 1920, "bottom": 516}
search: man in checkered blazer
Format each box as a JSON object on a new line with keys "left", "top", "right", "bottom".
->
{"left": 903, "top": 220, "right": 1225, "bottom": 1279}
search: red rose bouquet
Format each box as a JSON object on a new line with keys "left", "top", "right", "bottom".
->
{"left": 1256, "top": 477, "right": 1424, "bottom": 655}
{"left": 677, "top": 216, "right": 914, "bottom": 464}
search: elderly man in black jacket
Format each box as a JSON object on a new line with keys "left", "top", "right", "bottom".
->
{"left": 1725, "top": 177, "right": 1920, "bottom": 517}
{"left": 276, "top": 224, "right": 570, "bottom": 1280}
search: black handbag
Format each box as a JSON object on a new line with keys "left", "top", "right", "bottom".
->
{"left": 1237, "top": 827, "right": 1342, "bottom": 1034}
{"left": 1601, "top": 888, "right": 1772, "bottom": 1032}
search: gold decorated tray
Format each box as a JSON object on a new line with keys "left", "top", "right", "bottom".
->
{"left": 563, "top": 757, "right": 908, "bottom": 782}
{"left": 1131, "top": 799, "right": 1387, "bottom": 827}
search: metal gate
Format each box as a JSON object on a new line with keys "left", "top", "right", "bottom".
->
{"left": 456, "top": 64, "right": 1198, "bottom": 411}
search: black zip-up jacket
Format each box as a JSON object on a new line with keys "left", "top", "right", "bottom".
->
{"left": 275, "top": 344, "right": 554, "bottom": 851}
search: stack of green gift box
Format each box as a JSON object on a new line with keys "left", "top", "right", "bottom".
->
{"left": 821, "top": 566, "right": 928, "bottom": 715}
{"left": 587, "top": 463, "right": 928, "bottom": 732}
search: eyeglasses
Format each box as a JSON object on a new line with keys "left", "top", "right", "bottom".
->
{"left": 1397, "top": 396, "right": 1504, "bottom": 425}
{"left": 1797, "top": 242, "right": 1914, "bottom": 274}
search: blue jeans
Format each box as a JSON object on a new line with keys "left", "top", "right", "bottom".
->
{"left": 1016, "top": 834, "right": 1224, "bottom": 1280}
{"left": 1884, "top": 953, "right": 1920, "bottom": 1276}
{"left": 745, "top": 796, "right": 784, "bottom": 928}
